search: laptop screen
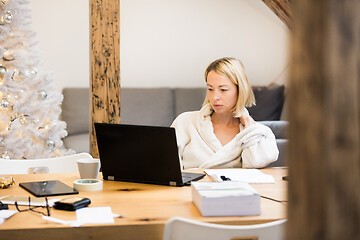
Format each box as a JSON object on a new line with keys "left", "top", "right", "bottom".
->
{"left": 95, "top": 123, "right": 185, "bottom": 186}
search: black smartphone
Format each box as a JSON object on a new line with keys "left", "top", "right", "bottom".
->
{"left": 53, "top": 196, "right": 91, "bottom": 211}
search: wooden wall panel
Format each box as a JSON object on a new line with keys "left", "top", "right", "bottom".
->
{"left": 288, "top": 0, "right": 360, "bottom": 239}
{"left": 89, "top": 0, "right": 121, "bottom": 158}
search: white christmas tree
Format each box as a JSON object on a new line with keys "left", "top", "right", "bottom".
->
{"left": 0, "top": 0, "right": 73, "bottom": 159}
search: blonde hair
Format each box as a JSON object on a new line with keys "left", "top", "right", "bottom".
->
{"left": 203, "top": 57, "right": 255, "bottom": 117}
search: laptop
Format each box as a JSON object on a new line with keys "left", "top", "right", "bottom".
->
{"left": 94, "top": 123, "right": 205, "bottom": 186}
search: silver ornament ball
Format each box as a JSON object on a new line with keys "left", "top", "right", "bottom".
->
{"left": 46, "top": 138, "right": 55, "bottom": 150}
{"left": 3, "top": 50, "right": 15, "bottom": 61}
{"left": 0, "top": 65, "right": 6, "bottom": 76}
{"left": 0, "top": 97, "right": 10, "bottom": 110}
{"left": 1, "top": 11, "right": 13, "bottom": 24}
{"left": 38, "top": 89, "right": 47, "bottom": 100}
{"left": 31, "top": 68, "right": 37, "bottom": 76}
{"left": 19, "top": 70, "right": 31, "bottom": 78}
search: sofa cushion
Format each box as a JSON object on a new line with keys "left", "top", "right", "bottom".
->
{"left": 174, "top": 88, "right": 207, "bottom": 118}
{"left": 62, "top": 133, "right": 90, "bottom": 153}
{"left": 61, "top": 88, "right": 89, "bottom": 135}
{"left": 121, "top": 88, "right": 174, "bottom": 127}
{"left": 247, "top": 85, "right": 285, "bottom": 121}
{"left": 280, "top": 89, "right": 288, "bottom": 120}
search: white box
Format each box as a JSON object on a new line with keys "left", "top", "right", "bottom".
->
{"left": 191, "top": 181, "right": 261, "bottom": 217}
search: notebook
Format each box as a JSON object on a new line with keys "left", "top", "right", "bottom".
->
{"left": 94, "top": 123, "right": 205, "bottom": 186}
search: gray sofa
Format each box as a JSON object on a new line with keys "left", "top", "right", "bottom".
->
{"left": 61, "top": 87, "right": 288, "bottom": 167}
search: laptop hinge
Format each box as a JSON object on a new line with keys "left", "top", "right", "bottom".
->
{"left": 108, "top": 176, "right": 115, "bottom": 181}
{"left": 169, "top": 181, "right": 177, "bottom": 186}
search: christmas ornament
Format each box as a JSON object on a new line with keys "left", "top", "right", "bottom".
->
{"left": 0, "top": 65, "right": 6, "bottom": 80}
{"left": 20, "top": 69, "right": 31, "bottom": 78}
{"left": 0, "top": 97, "right": 10, "bottom": 110}
{"left": 30, "top": 67, "right": 37, "bottom": 76}
{"left": 1, "top": 150, "right": 10, "bottom": 159}
{"left": 17, "top": 68, "right": 37, "bottom": 78}
{"left": 3, "top": 50, "right": 14, "bottom": 61}
{"left": 0, "top": 11, "right": 12, "bottom": 25}
{"left": 38, "top": 89, "right": 47, "bottom": 100}
{"left": 45, "top": 138, "right": 55, "bottom": 150}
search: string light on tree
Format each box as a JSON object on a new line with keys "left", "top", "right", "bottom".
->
{"left": 19, "top": 114, "right": 27, "bottom": 124}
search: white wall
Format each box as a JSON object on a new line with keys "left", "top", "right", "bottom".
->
{"left": 31, "top": 0, "right": 89, "bottom": 90}
{"left": 30, "top": 0, "right": 289, "bottom": 90}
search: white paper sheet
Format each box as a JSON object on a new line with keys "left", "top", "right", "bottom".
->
{"left": 76, "top": 206, "right": 114, "bottom": 224}
{"left": 0, "top": 209, "right": 17, "bottom": 219}
{"left": 42, "top": 207, "right": 120, "bottom": 227}
{"left": 0, "top": 210, "right": 17, "bottom": 225}
{"left": 205, "top": 169, "right": 275, "bottom": 183}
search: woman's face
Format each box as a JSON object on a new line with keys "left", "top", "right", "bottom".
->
{"left": 206, "top": 70, "right": 238, "bottom": 115}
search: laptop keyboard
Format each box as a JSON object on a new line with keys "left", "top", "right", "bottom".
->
{"left": 182, "top": 175, "right": 193, "bottom": 183}
{"left": 181, "top": 172, "right": 205, "bottom": 184}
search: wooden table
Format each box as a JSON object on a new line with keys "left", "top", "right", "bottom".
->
{"left": 0, "top": 168, "right": 287, "bottom": 240}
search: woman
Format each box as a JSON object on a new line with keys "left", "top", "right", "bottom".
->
{"left": 171, "top": 57, "right": 278, "bottom": 169}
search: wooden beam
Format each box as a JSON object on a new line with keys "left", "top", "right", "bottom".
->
{"left": 288, "top": 0, "right": 360, "bottom": 239}
{"left": 262, "top": 0, "right": 293, "bottom": 29}
{"left": 89, "top": 0, "right": 121, "bottom": 158}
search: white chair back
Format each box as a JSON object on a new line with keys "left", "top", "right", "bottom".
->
{"left": 0, "top": 153, "right": 93, "bottom": 174}
{"left": 163, "top": 217, "right": 286, "bottom": 240}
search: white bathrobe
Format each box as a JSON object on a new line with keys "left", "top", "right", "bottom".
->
{"left": 171, "top": 104, "right": 279, "bottom": 169}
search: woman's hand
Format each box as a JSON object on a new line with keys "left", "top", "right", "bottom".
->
{"left": 240, "top": 114, "right": 255, "bottom": 128}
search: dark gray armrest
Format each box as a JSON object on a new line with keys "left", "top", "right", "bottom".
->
{"left": 266, "top": 139, "right": 288, "bottom": 167}
{"left": 258, "top": 120, "right": 289, "bottom": 139}
{"left": 258, "top": 121, "right": 289, "bottom": 167}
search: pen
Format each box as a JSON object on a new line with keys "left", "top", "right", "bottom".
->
{"left": 220, "top": 175, "right": 231, "bottom": 181}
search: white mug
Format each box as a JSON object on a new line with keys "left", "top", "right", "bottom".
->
{"left": 77, "top": 158, "right": 101, "bottom": 179}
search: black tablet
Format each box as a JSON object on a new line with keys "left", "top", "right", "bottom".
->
{"left": 19, "top": 180, "right": 79, "bottom": 197}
